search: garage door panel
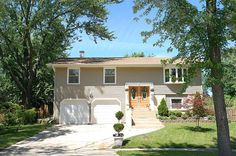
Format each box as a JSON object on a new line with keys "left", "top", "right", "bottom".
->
{"left": 92, "top": 100, "right": 121, "bottom": 124}
{"left": 60, "top": 99, "right": 89, "bottom": 125}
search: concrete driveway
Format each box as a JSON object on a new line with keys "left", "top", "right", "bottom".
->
{"left": 0, "top": 124, "right": 164, "bottom": 156}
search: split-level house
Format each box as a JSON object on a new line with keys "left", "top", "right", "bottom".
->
{"left": 49, "top": 54, "right": 202, "bottom": 127}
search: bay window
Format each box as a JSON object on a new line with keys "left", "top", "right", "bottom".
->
{"left": 164, "top": 67, "right": 187, "bottom": 83}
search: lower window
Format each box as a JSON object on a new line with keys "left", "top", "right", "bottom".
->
{"left": 170, "top": 98, "right": 183, "bottom": 109}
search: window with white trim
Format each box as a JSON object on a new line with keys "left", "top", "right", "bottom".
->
{"left": 170, "top": 98, "right": 183, "bottom": 109}
{"left": 104, "top": 68, "right": 116, "bottom": 84}
{"left": 164, "top": 68, "right": 187, "bottom": 83}
{"left": 67, "top": 68, "right": 80, "bottom": 84}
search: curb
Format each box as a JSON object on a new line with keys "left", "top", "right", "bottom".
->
{"left": 115, "top": 148, "right": 236, "bottom": 152}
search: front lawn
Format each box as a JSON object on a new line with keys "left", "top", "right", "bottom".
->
{"left": 0, "top": 124, "right": 50, "bottom": 150}
{"left": 117, "top": 150, "right": 236, "bottom": 156}
{"left": 122, "top": 123, "right": 236, "bottom": 149}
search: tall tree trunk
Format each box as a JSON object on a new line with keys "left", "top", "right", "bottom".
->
{"left": 212, "top": 84, "right": 232, "bottom": 156}
{"left": 22, "top": 85, "right": 33, "bottom": 109}
{"left": 210, "top": 47, "right": 232, "bottom": 156}
{"left": 206, "top": 0, "right": 232, "bottom": 155}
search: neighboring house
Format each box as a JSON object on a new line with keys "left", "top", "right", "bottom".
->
{"left": 49, "top": 55, "right": 202, "bottom": 126}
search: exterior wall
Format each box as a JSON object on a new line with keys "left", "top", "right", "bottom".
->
{"left": 54, "top": 67, "right": 202, "bottom": 120}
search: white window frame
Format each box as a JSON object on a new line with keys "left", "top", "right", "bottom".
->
{"left": 103, "top": 67, "right": 116, "bottom": 84}
{"left": 163, "top": 67, "right": 187, "bottom": 84}
{"left": 67, "top": 67, "right": 80, "bottom": 85}
{"left": 169, "top": 98, "right": 183, "bottom": 110}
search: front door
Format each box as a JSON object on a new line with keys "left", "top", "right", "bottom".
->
{"left": 129, "top": 86, "right": 150, "bottom": 109}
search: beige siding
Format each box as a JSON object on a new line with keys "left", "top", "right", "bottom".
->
{"left": 54, "top": 67, "right": 202, "bottom": 120}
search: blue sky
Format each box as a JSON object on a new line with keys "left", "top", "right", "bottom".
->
{"left": 67, "top": 1, "right": 202, "bottom": 58}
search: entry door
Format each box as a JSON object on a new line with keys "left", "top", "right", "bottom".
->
{"left": 139, "top": 86, "right": 150, "bottom": 107}
{"left": 129, "top": 86, "right": 150, "bottom": 108}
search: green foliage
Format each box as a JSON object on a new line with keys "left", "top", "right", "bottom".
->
{"left": 115, "top": 111, "right": 124, "bottom": 121}
{"left": 208, "top": 115, "right": 215, "bottom": 121}
{"left": 0, "top": 0, "right": 119, "bottom": 108}
{"left": 0, "top": 103, "right": 37, "bottom": 126}
{"left": 0, "top": 102, "right": 23, "bottom": 126}
{"left": 114, "top": 111, "right": 124, "bottom": 135}
{"left": 158, "top": 116, "right": 169, "bottom": 120}
{"left": 22, "top": 108, "right": 37, "bottom": 124}
{"left": 181, "top": 113, "right": 188, "bottom": 120}
{"left": 124, "top": 52, "right": 145, "bottom": 57}
{"left": 225, "top": 95, "right": 236, "bottom": 108}
{"left": 222, "top": 48, "right": 236, "bottom": 97}
{"left": 185, "top": 110, "right": 193, "bottom": 117}
{"left": 169, "top": 110, "right": 182, "bottom": 117}
{"left": 158, "top": 98, "right": 169, "bottom": 116}
{"left": 113, "top": 123, "right": 124, "bottom": 133}
{"left": 169, "top": 115, "right": 177, "bottom": 120}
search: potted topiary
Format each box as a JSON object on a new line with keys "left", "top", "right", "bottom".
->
{"left": 113, "top": 111, "right": 124, "bottom": 147}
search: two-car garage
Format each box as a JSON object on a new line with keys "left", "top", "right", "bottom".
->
{"left": 59, "top": 98, "right": 121, "bottom": 125}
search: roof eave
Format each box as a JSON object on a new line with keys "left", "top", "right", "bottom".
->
{"left": 50, "top": 63, "right": 164, "bottom": 68}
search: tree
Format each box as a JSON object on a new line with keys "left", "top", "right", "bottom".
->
{"left": 133, "top": 0, "right": 234, "bottom": 155}
{"left": 192, "top": 92, "right": 206, "bottom": 127}
{"left": 124, "top": 51, "right": 145, "bottom": 57}
{"left": 222, "top": 48, "right": 236, "bottom": 97}
{"left": 158, "top": 98, "right": 168, "bottom": 116}
{"left": 0, "top": 0, "right": 119, "bottom": 108}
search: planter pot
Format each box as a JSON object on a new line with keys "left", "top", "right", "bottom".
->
{"left": 114, "top": 136, "right": 123, "bottom": 147}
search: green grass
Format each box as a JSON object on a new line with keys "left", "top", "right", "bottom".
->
{"left": 117, "top": 150, "right": 236, "bottom": 156}
{"left": 0, "top": 124, "right": 50, "bottom": 150}
{"left": 122, "top": 123, "right": 236, "bottom": 149}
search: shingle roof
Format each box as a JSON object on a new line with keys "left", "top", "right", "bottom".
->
{"left": 51, "top": 57, "right": 175, "bottom": 65}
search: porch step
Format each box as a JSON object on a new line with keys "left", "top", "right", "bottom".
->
{"left": 132, "top": 109, "right": 161, "bottom": 129}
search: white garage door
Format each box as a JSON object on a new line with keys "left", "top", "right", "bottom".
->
{"left": 92, "top": 99, "right": 121, "bottom": 124}
{"left": 60, "top": 99, "right": 89, "bottom": 125}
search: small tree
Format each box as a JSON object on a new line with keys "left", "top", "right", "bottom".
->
{"left": 192, "top": 92, "right": 206, "bottom": 127}
{"left": 158, "top": 98, "right": 169, "bottom": 116}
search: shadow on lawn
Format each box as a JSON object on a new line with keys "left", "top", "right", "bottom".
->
{"left": 122, "top": 139, "right": 130, "bottom": 146}
{"left": 118, "top": 151, "right": 219, "bottom": 156}
{"left": 140, "top": 142, "right": 209, "bottom": 149}
{"left": 181, "top": 126, "right": 215, "bottom": 133}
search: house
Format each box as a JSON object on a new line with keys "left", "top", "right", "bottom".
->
{"left": 49, "top": 55, "right": 202, "bottom": 126}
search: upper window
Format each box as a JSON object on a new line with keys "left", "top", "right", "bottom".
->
{"left": 67, "top": 68, "right": 80, "bottom": 84}
{"left": 164, "top": 67, "right": 187, "bottom": 83}
{"left": 104, "top": 68, "right": 116, "bottom": 84}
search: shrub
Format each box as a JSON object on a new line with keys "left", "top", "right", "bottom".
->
{"left": 113, "top": 123, "right": 124, "bottom": 133}
{"left": 22, "top": 108, "right": 37, "bottom": 124}
{"left": 0, "top": 102, "right": 38, "bottom": 126}
{"left": 207, "top": 115, "right": 215, "bottom": 121}
{"left": 158, "top": 116, "right": 169, "bottom": 120}
{"left": 158, "top": 98, "right": 169, "bottom": 116}
{"left": 115, "top": 111, "right": 124, "bottom": 121}
{"left": 181, "top": 113, "right": 188, "bottom": 120}
{"left": 170, "top": 115, "right": 177, "bottom": 120}
{"left": 185, "top": 110, "right": 193, "bottom": 117}
{"left": 0, "top": 102, "right": 23, "bottom": 126}
{"left": 169, "top": 110, "right": 182, "bottom": 117}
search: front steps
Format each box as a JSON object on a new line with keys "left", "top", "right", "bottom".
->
{"left": 132, "top": 108, "right": 163, "bottom": 128}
